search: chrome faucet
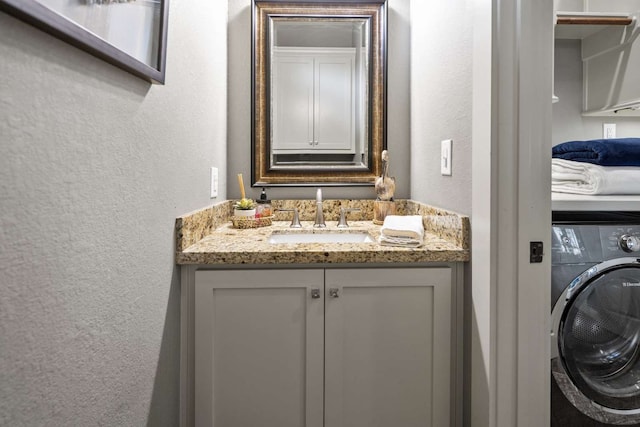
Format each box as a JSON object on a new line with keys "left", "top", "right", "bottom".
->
{"left": 337, "top": 207, "right": 361, "bottom": 228}
{"left": 314, "top": 188, "right": 326, "bottom": 228}
{"left": 277, "top": 208, "right": 302, "bottom": 228}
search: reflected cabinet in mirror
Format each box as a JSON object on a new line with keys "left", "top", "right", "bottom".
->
{"left": 252, "top": 0, "right": 387, "bottom": 186}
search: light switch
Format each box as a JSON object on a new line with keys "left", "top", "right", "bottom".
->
{"left": 441, "top": 139, "right": 452, "bottom": 176}
{"left": 210, "top": 167, "right": 218, "bottom": 198}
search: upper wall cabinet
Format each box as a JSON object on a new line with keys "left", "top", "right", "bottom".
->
{"left": 554, "top": 0, "right": 640, "bottom": 116}
{"left": 272, "top": 47, "right": 357, "bottom": 154}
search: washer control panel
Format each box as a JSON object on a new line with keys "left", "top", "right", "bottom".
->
{"left": 552, "top": 224, "right": 640, "bottom": 264}
{"left": 602, "top": 226, "right": 640, "bottom": 258}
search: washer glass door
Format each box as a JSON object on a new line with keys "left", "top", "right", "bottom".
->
{"left": 561, "top": 265, "right": 640, "bottom": 411}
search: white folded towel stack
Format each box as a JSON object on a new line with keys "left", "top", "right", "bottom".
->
{"left": 552, "top": 158, "right": 640, "bottom": 195}
{"left": 378, "top": 215, "right": 424, "bottom": 247}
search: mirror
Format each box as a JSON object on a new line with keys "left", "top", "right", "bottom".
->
{"left": 252, "top": 0, "right": 387, "bottom": 186}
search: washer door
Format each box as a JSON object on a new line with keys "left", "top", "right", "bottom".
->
{"left": 555, "top": 259, "right": 640, "bottom": 421}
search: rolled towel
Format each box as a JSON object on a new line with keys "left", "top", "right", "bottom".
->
{"left": 552, "top": 158, "right": 640, "bottom": 195}
{"left": 379, "top": 215, "right": 424, "bottom": 247}
{"left": 552, "top": 138, "right": 640, "bottom": 166}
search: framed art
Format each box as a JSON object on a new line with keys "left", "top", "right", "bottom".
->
{"left": 0, "top": 0, "right": 169, "bottom": 84}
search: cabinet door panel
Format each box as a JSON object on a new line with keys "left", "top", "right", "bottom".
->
{"left": 195, "top": 270, "right": 324, "bottom": 427}
{"left": 272, "top": 56, "right": 314, "bottom": 152}
{"left": 315, "top": 56, "right": 355, "bottom": 152}
{"left": 324, "top": 268, "right": 452, "bottom": 427}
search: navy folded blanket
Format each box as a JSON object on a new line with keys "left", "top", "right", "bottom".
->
{"left": 552, "top": 138, "right": 640, "bottom": 166}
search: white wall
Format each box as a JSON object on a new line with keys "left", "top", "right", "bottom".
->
{"left": 0, "top": 0, "right": 227, "bottom": 425}
{"left": 227, "top": 0, "right": 411, "bottom": 201}
{"left": 553, "top": 39, "right": 640, "bottom": 145}
{"left": 409, "top": 0, "right": 473, "bottom": 216}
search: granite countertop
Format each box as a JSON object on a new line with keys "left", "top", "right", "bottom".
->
{"left": 175, "top": 199, "right": 470, "bottom": 265}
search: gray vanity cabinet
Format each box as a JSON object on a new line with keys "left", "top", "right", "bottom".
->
{"left": 193, "top": 267, "right": 454, "bottom": 427}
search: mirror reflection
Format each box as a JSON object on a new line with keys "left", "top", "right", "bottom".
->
{"left": 270, "top": 19, "right": 370, "bottom": 170}
{"left": 252, "top": 1, "right": 387, "bottom": 186}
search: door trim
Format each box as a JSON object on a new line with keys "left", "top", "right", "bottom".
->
{"left": 471, "top": 0, "right": 553, "bottom": 426}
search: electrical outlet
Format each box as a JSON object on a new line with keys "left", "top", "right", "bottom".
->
{"left": 441, "top": 139, "right": 452, "bottom": 176}
{"left": 210, "top": 167, "right": 218, "bottom": 198}
{"left": 603, "top": 123, "right": 616, "bottom": 139}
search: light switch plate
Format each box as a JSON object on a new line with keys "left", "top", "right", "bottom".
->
{"left": 441, "top": 139, "right": 452, "bottom": 176}
{"left": 210, "top": 167, "right": 218, "bottom": 198}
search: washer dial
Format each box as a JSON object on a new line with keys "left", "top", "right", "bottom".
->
{"left": 620, "top": 235, "right": 640, "bottom": 253}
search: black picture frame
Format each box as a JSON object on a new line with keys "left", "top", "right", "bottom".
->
{"left": 0, "top": 0, "right": 169, "bottom": 84}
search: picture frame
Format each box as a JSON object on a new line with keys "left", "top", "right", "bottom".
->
{"left": 0, "top": 0, "right": 169, "bottom": 84}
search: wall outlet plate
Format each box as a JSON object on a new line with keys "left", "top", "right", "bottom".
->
{"left": 441, "top": 139, "right": 452, "bottom": 176}
{"left": 603, "top": 123, "right": 616, "bottom": 139}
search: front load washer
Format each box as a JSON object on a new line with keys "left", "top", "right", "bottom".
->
{"left": 552, "top": 211, "right": 640, "bottom": 426}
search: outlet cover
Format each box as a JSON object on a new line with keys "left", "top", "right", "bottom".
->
{"left": 603, "top": 123, "right": 616, "bottom": 139}
{"left": 441, "top": 139, "right": 452, "bottom": 176}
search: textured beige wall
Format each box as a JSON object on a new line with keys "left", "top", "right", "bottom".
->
{"left": 0, "top": 1, "right": 227, "bottom": 425}
{"left": 410, "top": 0, "right": 473, "bottom": 216}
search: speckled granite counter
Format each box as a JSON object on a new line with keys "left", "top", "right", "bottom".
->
{"left": 175, "top": 199, "right": 470, "bottom": 265}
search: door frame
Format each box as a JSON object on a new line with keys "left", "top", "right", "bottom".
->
{"left": 471, "top": 0, "right": 553, "bottom": 426}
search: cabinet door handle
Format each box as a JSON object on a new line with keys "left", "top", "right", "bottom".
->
{"left": 329, "top": 288, "right": 339, "bottom": 298}
{"left": 311, "top": 288, "right": 321, "bottom": 299}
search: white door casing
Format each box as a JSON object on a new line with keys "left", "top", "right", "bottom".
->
{"left": 471, "top": 0, "right": 553, "bottom": 426}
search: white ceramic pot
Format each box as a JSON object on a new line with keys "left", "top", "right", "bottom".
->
{"left": 234, "top": 208, "right": 256, "bottom": 218}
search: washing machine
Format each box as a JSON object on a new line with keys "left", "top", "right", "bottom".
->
{"left": 552, "top": 211, "right": 640, "bottom": 426}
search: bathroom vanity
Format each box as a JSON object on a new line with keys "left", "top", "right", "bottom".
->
{"left": 176, "top": 199, "right": 469, "bottom": 427}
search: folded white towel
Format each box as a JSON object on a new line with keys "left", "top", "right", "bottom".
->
{"left": 379, "top": 215, "right": 424, "bottom": 247}
{"left": 377, "top": 235, "right": 424, "bottom": 248}
{"left": 552, "top": 159, "right": 640, "bottom": 195}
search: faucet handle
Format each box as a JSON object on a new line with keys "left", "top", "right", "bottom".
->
{"left": 277, "top": 209, "right": 302, "bottom": 228}
{"left": 337, "top": 208, "right": 361, "bottom": 228}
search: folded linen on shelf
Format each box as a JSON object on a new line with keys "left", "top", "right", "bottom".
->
{"left": 378, "top": 215, "right": 424, "bottom": 247}
{"left": 552, "top": 158, "right": 640, "bottom": 195}
{"left": 552, "top": 138, "right": 640, "bottom": 166}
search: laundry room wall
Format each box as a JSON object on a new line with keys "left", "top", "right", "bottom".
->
{"left": 553, "top": 39, "right": 640, "bottom": 146}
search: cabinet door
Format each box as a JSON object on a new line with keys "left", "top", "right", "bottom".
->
{"left": 194, "top": 270, "right": 324, "bottom": 427}
{"left": 314, "top": 54, "right": 355, "bottom": 153}
{"left": 324, "top": 268, "right": 452, "bottom": 427}
{"left": 272, "top": 55, "right": 315, "bottom": 152}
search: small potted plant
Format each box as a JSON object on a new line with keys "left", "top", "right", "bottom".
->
{"left": 233, "top": 198, "right": 257, "bottom": 218}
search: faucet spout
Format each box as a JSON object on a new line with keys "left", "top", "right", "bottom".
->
{"left": 314, "top": 189, "right": 326, "bottom": 228}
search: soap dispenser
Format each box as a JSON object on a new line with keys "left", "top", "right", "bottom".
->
{"left": 256, "top": 188, "right": 272, "bottom": 218}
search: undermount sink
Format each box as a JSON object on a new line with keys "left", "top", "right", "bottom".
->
{"left": 268, "top": 231, "right": 374, "bottom": 244}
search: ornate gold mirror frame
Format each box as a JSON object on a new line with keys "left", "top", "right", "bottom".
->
{"left": 252, "top": 0, "right": 387, "bottom": 186}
